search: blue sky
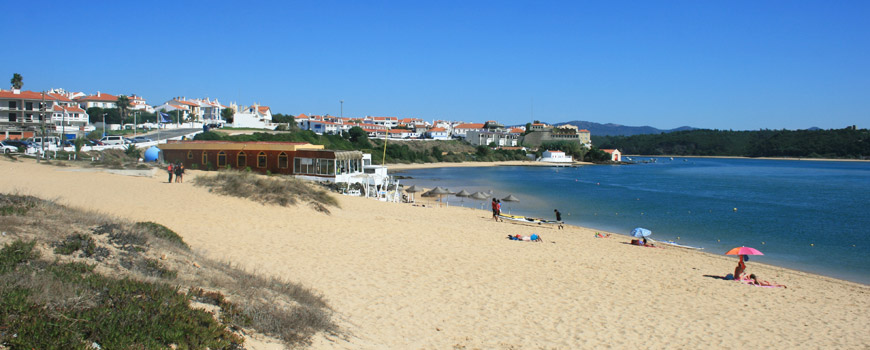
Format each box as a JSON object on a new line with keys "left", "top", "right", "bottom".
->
{"left": 3, "top": 1, "right": 868, "bottom": 130}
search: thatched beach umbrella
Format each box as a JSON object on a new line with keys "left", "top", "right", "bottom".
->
{"left": 501, "top": 194, "right": 520, "bottom": 214}
{"left": 454, "top": 189, "right": 471, "bottom": 206}
{"left": 405, "top": 185, "right": 421, "bottom": 203}
{"left": 430, "top": 187, "right": 451, "bottom": 207}
{"left": 469, "top": 191, "right": 489, "bottom": 209}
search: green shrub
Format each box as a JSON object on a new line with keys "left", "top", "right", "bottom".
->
{"left": 53, "top": 233, "right": 96, "bottom": 256}
{"left": 133, "top": 221, "right": 189, "bottom": 250}
{"left": 0, "top": 240, "right": 39, "bottom": 273}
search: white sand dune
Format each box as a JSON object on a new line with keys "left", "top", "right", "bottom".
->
{"left": 1, "top": 157, "right": 868, "bottom": 349}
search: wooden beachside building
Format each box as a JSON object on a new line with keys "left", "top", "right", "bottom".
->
{"left": 158, "top": 140, "right": 365, "bottom": 182}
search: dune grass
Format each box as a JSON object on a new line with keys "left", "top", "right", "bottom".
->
{"left": 0, "top": 193, "right": 338, "bottom": 349}
{"left": 193, "top": 170, "right": 339, "bottom": 213}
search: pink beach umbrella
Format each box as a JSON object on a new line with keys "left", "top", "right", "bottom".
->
{"left": 725, "top": 246, "right": 764, "bottom": 256}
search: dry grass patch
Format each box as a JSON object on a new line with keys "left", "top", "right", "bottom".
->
{"left": 0, "top": 193, "right": 339, "bottom": 349}
{"left": 193, "top": 170, "right": 338, "bottom": 213}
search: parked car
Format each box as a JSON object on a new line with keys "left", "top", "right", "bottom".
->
{"left": 85, "top": 139, "right": 104, "bottom": 146}
{"left": 0, "top": 141, "right": 18, "bottom": 153}
{"left": 130, "top": 136, "right": 153, "bottom": 143}
{"left": 99, "top": 135, "right": 126, "bottom": 145}
{"left": 2, "top": 139, "right": 34, "bottom": 149}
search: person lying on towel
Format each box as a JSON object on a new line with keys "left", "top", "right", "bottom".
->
{"left": 506, "top": 234, "right": 542, "bottom": 242}
{"left": 748, "top": 274, "right": 787, "bottom": 288}
{"left": 630, "top": 238, "right": 655, "bottom": 247}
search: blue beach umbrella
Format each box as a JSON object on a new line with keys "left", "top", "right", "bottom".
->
{"left": 630, "top": 227, "right": 652, "bottom": 238}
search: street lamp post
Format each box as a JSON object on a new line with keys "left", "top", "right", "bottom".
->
{"left": 340, "top": 100, "right": 343, "bottom": 119}
{"left": 102, "top": 113, "right": 107, "bottom": 138}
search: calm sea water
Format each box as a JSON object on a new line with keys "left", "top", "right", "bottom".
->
{"left": 397, "top": 158, "right": 870, "bottom": 284}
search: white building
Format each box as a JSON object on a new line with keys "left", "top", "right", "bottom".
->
{"left": 127, "top": 94, "right": 154, "bottom": 113}
{"left": 231, "top": 103, "right": 275, "bottom": 129}
{"left": 426, "top": 127, "right": 450, "bottom": 140}
{"left": 51, "top": 105, "right": 92, "bottom": 137}
{"left": 75, "top": 92, "right": 118, "bottom": 109}
{"left": 452, "top": 123, "right": 484, "bottom": 138}
{"left": 365, "top": 116, "right": 398, "bottom": 128}
{"left": 540, "top": 150, "right": 573, "bottom": 163}
{"left": 602, "top": 149, "right": 622, "bottom": 162}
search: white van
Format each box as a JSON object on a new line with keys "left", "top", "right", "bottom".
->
{"left": 100, "top": 135, "right": 127, "bottom": 145}
{"left": 28, "top": 136, "right": 60, "bottom": 150}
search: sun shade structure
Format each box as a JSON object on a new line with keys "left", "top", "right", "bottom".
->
{"left": 501, "top": 194, "right": 520, "bottom": 202}
{"left": 500, "top": 194, "right": 520, "bottom": 213}
{"left": 725, "top": 246, "right": 763, "bottom": 256}
{"left": 469, "top": 191, "right": 490, "bottom": 209}
{"left": 630, "top": 227, "right": 652, "bottom": 238}
{"left": 404, "top": 185, "right": 421, "bottom": 203}
{"left": 469, "top": 191, "right": 489, "bottom": 200}
{"left": 429, "top": 187, "right": 452, "bottom": 207}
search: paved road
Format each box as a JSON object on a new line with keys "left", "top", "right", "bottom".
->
{"left": 133, "top": 128, "right": 201, "bottom": 141}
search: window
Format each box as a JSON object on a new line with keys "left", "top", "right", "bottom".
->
{"left": 278, "top": 152, "right": 288, "bottom": 169}
{"left": 237, "top": 152, "right": 246, "bottom": 167}
{"left": 187, "top": 151, "right": 193, "bottom": 159}
{"left": 202, "top": 151, "right": 207, "bottom": 165}
{"left": 217, "top": 151, "right": 227, "bottom": 167}
{"left": 258, "top": 152, "right": 267, "bottom": 168}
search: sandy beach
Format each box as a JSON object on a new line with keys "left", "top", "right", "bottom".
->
{"left": 1, "top": 157, "right": 868, "bottom": 349}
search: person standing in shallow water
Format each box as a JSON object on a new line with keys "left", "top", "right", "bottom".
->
{"left": 554, "top": 209, "right": 564, "bottom": 229}
{"left": 491, "top": 198, "right": 498, "bottom": 221}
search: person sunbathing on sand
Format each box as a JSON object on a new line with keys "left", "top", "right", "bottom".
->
{"left": 630, "top": 238, "right": 655, "bottom": 247}
{"left": 594, "top": 232, "right": 611, "bottom": 238}
{"left": 507, "top": 234, "right": 542, "bottom": 242}
{"left": 749, "top": 274, "right": 787, "bottom": 288}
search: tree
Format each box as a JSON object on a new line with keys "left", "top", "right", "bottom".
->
{"left": 221, "top": 107, "right": 235, "bottom": 124}
{"left": 10, "top": 73, "right": 22, "bottom": 89}
{"left": 348, "top": 126, "right": 372, "bottom": 148}
{"left": 116, "top": 95, "right": 130, "bottom": 125}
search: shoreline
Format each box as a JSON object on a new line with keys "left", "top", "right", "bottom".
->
{"left": 388, "top": 159, "right": 592, "bottom": 171}
{"left": 2, "top": 156, "right": 868, "bottom": 349}
{"left": 625, "top": 154, "right": 870, "bottom": 162}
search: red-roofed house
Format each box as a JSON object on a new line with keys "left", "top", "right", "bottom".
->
{"left": 426, "top": 127, "right": 450, "bottom": 140}
{"left": 230, "top": 103, "right": 275, "bottom": 129}
{"left": 365, "top": 116, "right": 398, "bottom": 128}
{"left": 601, "top": 149, "right": 622, "bottom": 162}
{"left": 387, "top": 129, "right": 413, "bottom": 139}
{"left": 452, "top": 123, "right": 485, "bottom": 138}
{"left": 51, "top": 105, "right": 92, "bottom": 136}
{"left": 1, "top": 89, "right": 61, "bottom": 139}
{"left": 75, "top": 92, "right": 119, "bottom": 109}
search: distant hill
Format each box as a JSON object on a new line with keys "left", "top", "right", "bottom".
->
{"left": 553, "top": 120, "right": 696, "bottom": 136}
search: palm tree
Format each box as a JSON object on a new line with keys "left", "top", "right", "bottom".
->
{"left": 116, "top": 95, "right": 130, "bottom": 124}
{"left": 10, "top": 73, "right": 23, "bottom": 89}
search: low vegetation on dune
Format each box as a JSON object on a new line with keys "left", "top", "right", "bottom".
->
{"left": 0, "top": 193, "right": 338, "bottom": 349}
{"left": 193, "top": 170, "right": 339, "bottom": 213}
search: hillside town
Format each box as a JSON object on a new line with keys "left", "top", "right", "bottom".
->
{"left": 0, "top": 84, "right": 620, "bottom": 161}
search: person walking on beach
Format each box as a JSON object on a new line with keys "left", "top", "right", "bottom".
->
{"left": 167, "top": 163, "right": 174, "bottom": 183}
{"left": 174, "top": 162, "right": 184, "bottom": 183}
{"left": 178, "top": 163, "right": 185, "bottom": 183}
{"left": 496, "top": 199, "right": 502, "bottom": 221}
{"left": 554, "top": 209, "right": 564, "bottom": 229}
{"left": 492, "top": 198, "right": 498, "bottom": 221}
